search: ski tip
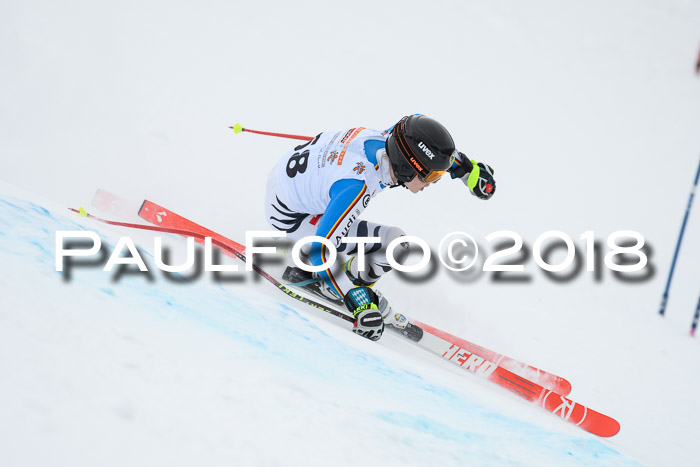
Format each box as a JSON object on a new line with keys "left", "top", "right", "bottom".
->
{"left": 78, "top": 207, "right": 88, "bottom": 217}
{"left": 691, "top": 328, "right": 696, "bottom": 338}
{"left": 231, "top": 123, "right": 244, "bottom": 134}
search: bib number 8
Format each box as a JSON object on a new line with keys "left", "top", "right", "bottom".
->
{"left": 286, "top": 150, "right": 310, "bottom": 178}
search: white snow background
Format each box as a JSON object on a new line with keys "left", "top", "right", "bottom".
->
{"left": 1, "top": 0, "right": 700, "bottom": 466}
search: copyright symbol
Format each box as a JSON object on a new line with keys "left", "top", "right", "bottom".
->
{"left": 438, "top": 232, "right": 479, "bottom": 272}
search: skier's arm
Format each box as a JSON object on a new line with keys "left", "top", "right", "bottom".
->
{"left": 449, "top": 152, "right": 496, "bottom": 200}
{"left": 308, "top": 178, "right": 369, "bottom": 298}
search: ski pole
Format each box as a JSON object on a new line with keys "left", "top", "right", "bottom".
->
{"left": 691, "top": 294, "right": 700, "bottom": 337}
{"left": 659, "top": 155, "right": 700, "bottom": 316}
{"left": 229, "top": 123, "right": 313, "bottom": 141}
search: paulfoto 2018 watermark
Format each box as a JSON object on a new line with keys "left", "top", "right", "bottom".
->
{"left": 55, "top": 230, "right": 651, "bottom": 282}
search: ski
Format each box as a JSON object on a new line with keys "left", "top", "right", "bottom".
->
{"left": 73, "top": 198, "right": 618, "bottom": 437}
{"left": 388, "top": 325, "right": 620, "bottom": 437}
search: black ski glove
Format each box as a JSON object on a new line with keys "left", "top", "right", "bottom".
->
{"left": 450, "top": 154, "right": 496, "bottom": 200}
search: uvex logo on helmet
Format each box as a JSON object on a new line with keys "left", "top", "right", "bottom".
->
{"left": 386, "top": 115, "right": 456, "bottom": 183}
{"left": 417, "top": 141, "right": 435, "bottom": 160}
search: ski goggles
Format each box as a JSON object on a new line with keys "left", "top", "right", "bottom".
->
{"left": 413, "top": 150, "right": 458, "bottom": 183}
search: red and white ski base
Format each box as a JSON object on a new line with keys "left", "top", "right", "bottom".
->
{"left": 406, "top": 323, "right": 620, "bottom": 437}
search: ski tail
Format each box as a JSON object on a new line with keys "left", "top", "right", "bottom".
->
{"left": 413, "top": 320, "right": 572, "bottom": 396}
{"left": 138, "top": 199, "right": 245, "bottom": 255}
{"left": 90, "top": 189, "right": 143, "bottom": 223}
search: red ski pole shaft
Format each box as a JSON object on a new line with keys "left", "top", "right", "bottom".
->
{"left": 229, "top": 123, "right": 313, "bottom": 141}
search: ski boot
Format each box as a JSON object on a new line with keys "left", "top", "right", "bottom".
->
{"left": 282, "top": 266, "right": 344, "bottom": 306}
{"left": 342, "top": 259, "right": 405, "bottom": 328}
{"left": 344, "top": 287, "right": 384, "bottom": 341}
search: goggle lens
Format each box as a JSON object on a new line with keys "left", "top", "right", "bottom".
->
{"left": 416, "top": 150, "right": 457, "bottom": 183}
{"left": 418, "top": 170, "right": 446, "bottom": 183}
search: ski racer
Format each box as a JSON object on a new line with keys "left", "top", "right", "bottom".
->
{"left": 264, "top": 115, "right": 496, "bottom": 341}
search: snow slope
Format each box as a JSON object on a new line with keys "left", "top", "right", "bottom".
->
{"left": 2, "top": 0, "right": 700, "bottom": 465}
{"left": 0, "top": 184, "right": 640, "bottom": 467}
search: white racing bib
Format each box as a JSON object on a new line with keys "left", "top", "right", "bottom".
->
{"left": 270, "top": 127, "right": 388, "bottom": 215}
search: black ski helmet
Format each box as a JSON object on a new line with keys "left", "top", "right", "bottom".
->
{"left": 385, "top": 115, "right": 456, "bottom": 183}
